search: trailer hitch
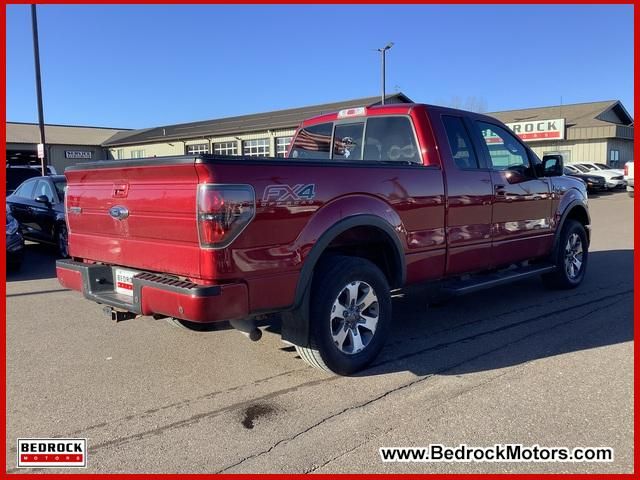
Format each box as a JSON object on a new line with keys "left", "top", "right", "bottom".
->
{"left": 103, "top": 306, "right": 138, "bottom": 322}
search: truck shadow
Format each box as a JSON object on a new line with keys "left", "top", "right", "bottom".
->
{"left": 360, "top": 248, "right": 634, "bottom": 377}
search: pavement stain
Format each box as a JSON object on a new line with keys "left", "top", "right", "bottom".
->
{"left": 241, "top": 403, "right": 276, "bottom": 429}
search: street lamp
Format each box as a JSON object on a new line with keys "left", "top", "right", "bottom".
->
{"left": 31, "top": 5, "right": 47, "bottom": 176}
{"left": 377, "top": 42, "right": 394, "bottom": 105}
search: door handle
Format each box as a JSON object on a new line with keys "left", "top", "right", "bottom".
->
{"left": 494, "top": 184, "right": 506, "bottom": 195}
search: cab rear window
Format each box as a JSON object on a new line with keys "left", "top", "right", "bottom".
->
{"left": 290, "top": 116, "right": 419, "bottom": 164}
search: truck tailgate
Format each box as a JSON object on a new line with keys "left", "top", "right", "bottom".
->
{"left": 65, "top": 159, "right": 201, "bottom": 278}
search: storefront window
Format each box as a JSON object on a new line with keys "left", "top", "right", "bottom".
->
{"left": 186, "top": 143, "right": 209, "bottom": 154}
{"left": 243, "top": 139, "right": 269, "bottom": 157}
{"left": 213, "top": 141, "right": 239, "bottom": 156}
{"left": 276, "top": 137, "right": 292, "bottom": 157}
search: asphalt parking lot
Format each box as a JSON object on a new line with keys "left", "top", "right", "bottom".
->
{"left": 5, "top": 190, "right": 634, "bottom": 474}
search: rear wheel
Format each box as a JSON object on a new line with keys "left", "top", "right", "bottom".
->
{"left": 542, "top": 219, "right": 588, "bottom": 289}
{"left": 295, "top": 256, "right": 392, "bottom": 375}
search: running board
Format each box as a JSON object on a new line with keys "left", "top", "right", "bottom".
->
{"left": 442, "top": 264, "right": 556, "bottom": 296}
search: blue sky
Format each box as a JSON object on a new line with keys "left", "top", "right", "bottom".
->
{"left": 6, "top": 4, "right": 634, "bottom": 129}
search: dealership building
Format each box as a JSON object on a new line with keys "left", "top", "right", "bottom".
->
{"left": 6, "top": 94, "right": 633, "bottom": 173}
{"left": 489, "top": 100, "right": 634, "bottom": 167}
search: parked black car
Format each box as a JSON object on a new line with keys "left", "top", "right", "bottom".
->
{"left": 6, "top": 175, "right": 68, "bottom": 257}
{"left": 563, "top": 167, "right": 606, "bottom": 193}
{"left": 6, "top": 206, "right": 25, "bottom": 271}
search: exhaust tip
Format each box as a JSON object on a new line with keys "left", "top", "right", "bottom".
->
{"left": 230, "top": 318, "right": 262, "bottom": 341}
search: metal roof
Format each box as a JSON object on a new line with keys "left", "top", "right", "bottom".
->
{"left": 489, "top": 100, "right": 633, "bottom": 129}
{"left": 101, "top": 93, "right": 413, "bottom": 147}
{"left": 6, "top": 122, "right": 130, "bottom": 146}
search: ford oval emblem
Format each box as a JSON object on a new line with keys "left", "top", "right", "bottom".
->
{"left": 109, "top": 205, "right": 129, "bottom": 220}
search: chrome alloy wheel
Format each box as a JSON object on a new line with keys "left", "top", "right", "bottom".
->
{"left": 564, "top": 232, "right": 583, "bottom": 279}
{"left": 330, "top": 280, "right": 379, "bottom": 355}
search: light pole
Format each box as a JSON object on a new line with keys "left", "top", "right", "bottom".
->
{"left": 31, "top": 4, "right": 47, "bottom": 176}
{"left": 377, "top": 42, "right": 394, "bottom": 105}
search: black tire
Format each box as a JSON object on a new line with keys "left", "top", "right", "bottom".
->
{"left": 628, "top": 190, "right": 634, "bottom": 198}
{"left": 295, "top": 256, "right": 392, "bottom": 375}
{"left": 57, "top": 223, "right": 69, "bottom": 258}
{"left": 542, "top": 219, "right": 588, "bottom": 290}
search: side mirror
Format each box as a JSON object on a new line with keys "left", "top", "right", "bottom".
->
{"left": 35, "top": 194, "right": 51, "bottom": 204}
{"left": 541, "top": 154, "right": 564, "bottom": 177}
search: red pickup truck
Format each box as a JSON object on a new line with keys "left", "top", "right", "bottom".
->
{"left": 56, "top": 103, "right": 590, "bottom": 374}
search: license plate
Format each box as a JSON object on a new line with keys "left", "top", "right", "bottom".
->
{"left": 115, "top": 268, "right": 138, "bottom": 296}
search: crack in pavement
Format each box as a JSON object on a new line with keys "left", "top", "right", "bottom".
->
{"left": 216, "top": 294, "right": 628, "bottom": 473}
{"left": 84, "top": 375, "right": 341, "bottom": 455}
{"left": 304, "top": 369, "right": 517, "bottom": 473}
{"left": 69, "top": 366, "right": 309, "bottom": 437}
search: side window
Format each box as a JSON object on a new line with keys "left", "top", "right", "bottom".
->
{"left": 364, "top": 117, "right": 419, "bottom": 163}
{"left": 290, "top": 122, "right": 333, "bottom": 159}
{"left": 34, "top": 180, "right": 55, "bottom": 202}
{"left": 477, "top": 122, "right": 532, "bottom": 176}
{"left": 14, "top": 179, "right": 37, "bottom": 198}
{"left": 442, "top": 116, "right": 479, "bottom": 169}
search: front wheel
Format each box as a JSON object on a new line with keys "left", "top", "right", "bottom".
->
{"left": 542, "top": 219, "right": 588, "bottom": 289}
{"left": 295, "top": 256, "right": 392, "bottom": 375}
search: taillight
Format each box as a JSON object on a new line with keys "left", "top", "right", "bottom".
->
{"left": 197, "top": 184, "right": 255, "bottom": 249}
{"left": 624, "top": 163, "right": 629, "bottom": 176}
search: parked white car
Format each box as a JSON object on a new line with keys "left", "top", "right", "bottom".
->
{"left": 624, "top": 161, "right": 634, "bottom": 197}
{"left": 579, "top": 162, "right": 624, "bottom": 176}
{"left": 570, "top": 163, "right": 626, "bottom": 189}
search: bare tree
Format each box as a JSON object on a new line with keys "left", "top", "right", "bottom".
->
{"left": 437, "top": 96, "right": 488, "bottom": 113}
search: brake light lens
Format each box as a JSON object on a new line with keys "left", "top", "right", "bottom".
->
{"left": 197, "top": 184, "right": 255, "bottom": 249}
{"left": 624, "top": 163, "right": 629, "bottom": 176}
{"left": 337, "top": 106, "right": 366, "bottom": 118}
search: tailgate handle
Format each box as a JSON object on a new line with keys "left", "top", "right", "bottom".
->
{"left": 113, "top": 183, "right": 129, "bottom": 198}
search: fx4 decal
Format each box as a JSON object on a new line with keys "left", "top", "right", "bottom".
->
{"left": 261, "top": 184, "right": 316, "bottom": 206}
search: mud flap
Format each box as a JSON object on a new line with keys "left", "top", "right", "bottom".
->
{"left": 280, "top": 284, "right": 311, "bottom": 347}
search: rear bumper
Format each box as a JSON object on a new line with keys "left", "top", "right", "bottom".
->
{"left": 56, "top": 259, "right": 249, "bottom": 323}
